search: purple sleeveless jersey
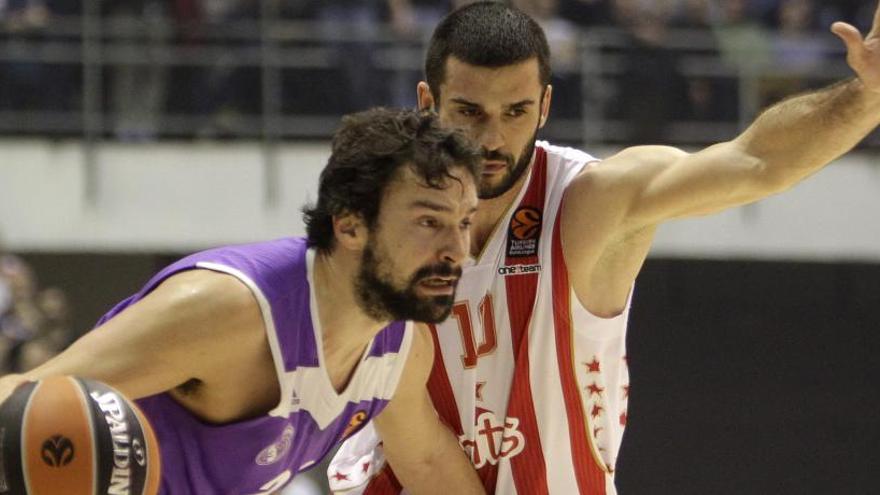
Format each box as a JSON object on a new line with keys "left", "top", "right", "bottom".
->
{"left": 95, "top": 237, "right": 413, "bottom": 494}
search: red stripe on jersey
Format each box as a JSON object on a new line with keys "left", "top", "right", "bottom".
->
{"left": 426, "top": 325, "right": 503, "bottom": 489}
{"left": 506, "top": 147, "right": 547, "bottom": 357}
{"left": 504, "top": 148, "right": 550, "bottom": 495}
{"left": 551, "top": 207, "right": 608, "bottom": 494}
{"left": 426, "top": 324, "right": 464, "bottom": 435}
{"left": 505, "top": 339, "right": 550, "bottom": 494}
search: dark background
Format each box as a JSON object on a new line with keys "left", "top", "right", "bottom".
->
{"left": 18, "top": 253, "right": 880, "bottom": 494}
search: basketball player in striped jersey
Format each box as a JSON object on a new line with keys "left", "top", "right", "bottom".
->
{"left": 330, "top": 2, "right": 880, "bottom": 493}
{"left": 0, "top": 109, "right": 485, "bottom": 494}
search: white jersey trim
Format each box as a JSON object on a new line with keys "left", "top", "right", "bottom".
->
{"left": 194, "top": 261, "right": 289, "bottom": 418}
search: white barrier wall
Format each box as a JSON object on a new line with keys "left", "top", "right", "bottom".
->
{"left": 1, "top": 140, "right": 879, "bottom": 260}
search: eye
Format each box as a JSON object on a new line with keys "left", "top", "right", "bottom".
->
{"left": 506, "top": 107, "right": 527, "bottom": 117}
{"left": 458, "top": 107, "right": 481, "bottom": 118}
{"left": 460, "top": 218, "right": 473, "bottom": 230}
{"left": 419, "top": 217, "right": 440, "bottom": 229}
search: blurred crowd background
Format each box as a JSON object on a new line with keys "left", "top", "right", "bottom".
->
{"left": 2, "top": 3, "right": 880, "bottom": 493}
{"left": 3, "top": 0, "right": 878, "bottom": 369}
{"left": 0, "top": 242, "right": 72, "bottom": 374}
{"left": 1, "top": 0, "right": 878, "bottom": 144}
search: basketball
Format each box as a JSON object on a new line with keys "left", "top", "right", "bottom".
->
{"left": 0, "top": 376, "right": 161, "bottom": 495}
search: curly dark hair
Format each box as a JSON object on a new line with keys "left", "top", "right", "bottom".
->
{"left": 303, "top": 107, "right": 482, "bottom": 253}
{"left": 425, "top": 1, "right": 551, "bottom": 102}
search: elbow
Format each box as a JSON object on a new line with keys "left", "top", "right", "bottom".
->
{"left": 751, "top": 157, "right": 797, "bottom": 198}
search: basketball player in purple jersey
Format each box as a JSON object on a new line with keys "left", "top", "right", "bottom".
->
{"left": 0, "top": 108, "right": 486, "bottom": 494}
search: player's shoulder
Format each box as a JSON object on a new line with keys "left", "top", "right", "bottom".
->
{"left": 155, "top": 268, "right": 259, "bottom": 316}
{"left": 601, "top": 144, "right": 688, "bottom": 170}
{"left": 538, "top": 140, "right": 599, "bottom": 166}
{"left": 399, "top": 323, "right": 434, "bottom": 379}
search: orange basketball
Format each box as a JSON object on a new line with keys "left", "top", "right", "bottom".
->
{"left": 0, "top": 376, "right": 161, "bottom": 495}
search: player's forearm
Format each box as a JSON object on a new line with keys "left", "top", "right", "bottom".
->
{"left": 385, "top": 434, "right": 484, "bottom": 495}
{"left": 736, "top": 78, "right": 880, "bottom": 190}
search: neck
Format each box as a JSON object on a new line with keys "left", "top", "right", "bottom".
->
{"left": 312, "top": 250, "right": 389, "bottom": 356}
{"left": 471, "top": 155, "right": 535, "bottom": 255}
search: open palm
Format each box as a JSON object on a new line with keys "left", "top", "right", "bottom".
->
{"left": 832, "top": 2, "right": 880, "bottom": 92}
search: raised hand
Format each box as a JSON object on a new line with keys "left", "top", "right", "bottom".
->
{"left": 831, "top": 1, "right": 880, "bottom": 92}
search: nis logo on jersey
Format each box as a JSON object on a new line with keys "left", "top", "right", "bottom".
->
{"left": 458, "top": 410, "right": 525, "bottom": 469}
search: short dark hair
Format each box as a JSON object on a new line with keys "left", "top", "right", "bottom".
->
{"left": 303, "top": 108, "right": 482, "bottom": 253}
{"left": 425, "top": 1, "right": 551, "bottom": 102}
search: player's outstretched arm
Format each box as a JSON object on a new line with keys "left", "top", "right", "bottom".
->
{"left": 372, "top": 326, "right": 484, "bottom": 495}
{"left": 0, "top": 269, "right": 265, "bottom": 404}
{"left": 576, "top": 2, "right": 880, "bottom": 234}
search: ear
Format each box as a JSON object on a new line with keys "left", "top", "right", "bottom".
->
{"left": 538, "top": 84, "right": 552, "bottom": 129}
{"left": 417, "top": 82, "right": 435, "bottom": 111}
{"left": 332, "top": 213, "right": 368, "bottom": 251}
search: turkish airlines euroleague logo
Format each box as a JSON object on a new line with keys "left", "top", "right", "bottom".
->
{"left": 506, "top": 207, "right": 542, "bottom": 258}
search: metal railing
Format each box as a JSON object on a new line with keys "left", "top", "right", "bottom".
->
{"left": 0, "top": 7, "right": 872, "bottom": 147}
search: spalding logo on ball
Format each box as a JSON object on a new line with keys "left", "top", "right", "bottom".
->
{"left": 0, "top": 376, "right": 161, "bottom": 495}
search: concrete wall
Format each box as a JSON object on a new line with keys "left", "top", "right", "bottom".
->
{"left": 2, "top": 140, "right": 879, "bottom": 260}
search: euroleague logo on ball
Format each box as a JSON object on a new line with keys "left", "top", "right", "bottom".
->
{"left": 510, "top": 207, "right": 541, "bottom": 240}
{"left": 41, "top": 434, "right": 75, "bottom": 467}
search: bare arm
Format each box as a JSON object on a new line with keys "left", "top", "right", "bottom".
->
{"left": 373, "top": 326, "right": 484, "bottom": 495}
{"left": 0, "top": 270, "right": 265, "bottom": 402}
{"left": 561, "top": 5, "right": 880, "bottom": 316}
{"left": 605, "top": 5, "right": 880, "bottom": 230}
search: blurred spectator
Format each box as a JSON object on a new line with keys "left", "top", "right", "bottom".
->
{"left": 107, "top": 0, "right": 171, "bottom": 141}
{"left": 0, "top": 252, "right": 74, "bottom": 373}
{"left": 0, "top": 0, "right": 81, "bottom": 122}
{"left": 669, "top": 0, "right": 713, "bottom": 29}
{"left": 0, "top": 255, "right": 43, "bottom": 373}
{"left": 758, "top": 0, "right": 827, "bottom": 107}
{"left": 712, "top": 0, "right": 772, "bottom": 73}
{"left": 773, "top": 0, "right": 824, "bottom": 71}
{"left": 313, "top": 0, "right": 388, "bottom": 114}
{"left": 18, "top": 287, "right": 73, "bottom": 371}
{"left": 611, "top": 0, "right": 686, "bottom": 142}
{"left": 559, "top": 0, "right": 614, "bottom": 27}
{"left": 513, "top": 0, "right": 581, "bottom": 118}
{"left": 386, "top": 0, "right": 452, "bottom": 108}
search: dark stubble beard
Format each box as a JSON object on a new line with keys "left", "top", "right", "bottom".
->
{"left": 355, "top": 238, "right": 462, "bottom": 324}
{"left": 478, "top": 124, "right": 540, "bottom": 200}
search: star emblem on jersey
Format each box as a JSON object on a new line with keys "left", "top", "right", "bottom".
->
{"left": 255, "top": 425, "right": 295, "bottom": 466}
{"left": 584, "top": 357, "right": 601, "bottom": 373}
{"left": 586, "top": 382, "right": 604, "bottom": 397}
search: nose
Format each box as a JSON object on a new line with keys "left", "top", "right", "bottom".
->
{"left": 440, "top": 225, "right": 469, "bottom": 266}
{"left": 478, "top": 118, "right": 505, "bottom": 152}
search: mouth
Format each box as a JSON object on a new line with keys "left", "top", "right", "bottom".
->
{"left": 417, "top": 276, "right": 458, "bottom": 295}
{"left": 482, "top": 160, "right": 507, "bottom": 175}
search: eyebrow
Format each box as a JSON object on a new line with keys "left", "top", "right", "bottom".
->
{"left": 410, "top": 199, "right": 478, "bottom": 215}
{"left": 449, "top": 97, "right": 536, "bottom": 109}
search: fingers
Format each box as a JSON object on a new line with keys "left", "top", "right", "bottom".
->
{"left": 831, "top": 21, "right": 864, "bottom": 53}
{"left": 871, "top": 0, "right": 880, "bottom": 38}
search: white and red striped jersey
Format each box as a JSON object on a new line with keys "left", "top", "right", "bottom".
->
{"left": 330, "top": 142, "right": 631, "bottom": 495}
